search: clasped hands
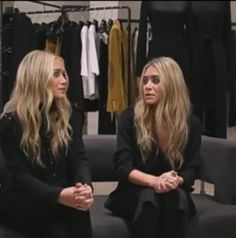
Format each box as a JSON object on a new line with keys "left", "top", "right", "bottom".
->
{"left": 152, "top": 170, "right": 183, "bottom": 193}
{"left": 58, "top": 182, "right": 94, "bottom": 211}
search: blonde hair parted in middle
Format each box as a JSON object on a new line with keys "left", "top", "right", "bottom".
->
{"left": 2, "top": 50, "right": 72, "bottom": 166}
{"left": 134, "top": 57, "right": 191, "bottom": 169}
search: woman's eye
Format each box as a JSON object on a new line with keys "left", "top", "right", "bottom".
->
{"left": 152, "top": 77, "right": 160, "bottom": 84}
{"left": 143, "top": 76, "right": 160, "bottom": 85}
{"left": 62, "top": 72, "right": 67, "bottom": 79}
{"left": 143, "top": 77, "right": 149, "bottom": 84}
{"left": 54, "top": 71, "right": 60, "bottom": 78}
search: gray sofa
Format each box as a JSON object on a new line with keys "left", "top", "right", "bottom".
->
{"left": 1, "top": 135, "right": 236, "bottom": 238}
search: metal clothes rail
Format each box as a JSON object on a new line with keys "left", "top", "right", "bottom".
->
{"left": 28, "top": 1, "right": 61, "bottom": 9}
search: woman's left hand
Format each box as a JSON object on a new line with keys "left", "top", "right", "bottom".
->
{"left": 160, "top": 170, "right": 184, "bottom": 189}
{"left": 153, "top": 170, "right": 183, "bottom": 192}
{"left": 74, "top": 183, "right": 94, "bottom": 211}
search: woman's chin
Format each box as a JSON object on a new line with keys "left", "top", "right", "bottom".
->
{"left": 144, "top": 98, "right": 158, "bottom": 105}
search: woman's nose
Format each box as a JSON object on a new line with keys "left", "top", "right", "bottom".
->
{"left": 144, "top": 80, "right": 153, "bottom": 88}
{"left": 60, "top": 75, "right": 67, "bottom": 84}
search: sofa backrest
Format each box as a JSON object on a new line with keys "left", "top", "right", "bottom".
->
{"left": 199, "top": 136, "right": 236, "bottom": 204}
{"left": 84, "top": 134, "right": 236, "bottom": 204}
{"left": 1, "top": 134, "right": 235, "bottom": 203}
{"left": 84, "top": 135, "right": 117, "bottom": 182}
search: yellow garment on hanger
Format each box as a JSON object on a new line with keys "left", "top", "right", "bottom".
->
{"left": 107, "top": 20, "right": 125, "bottom": 113}
{"left": 122, "top": 27, "right": 129, "bottom": 109}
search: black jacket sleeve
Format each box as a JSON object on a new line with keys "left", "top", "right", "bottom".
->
{"left": 114, "top": 109, "right": 136, "bottom": 182}
{"left": 0, "top": 113, "right": 62, "bottom": 206}
{"left": 67, "top": 107, "right": 92, "bottom": 186}
{"left": 179, "top": 115, "right": 202, "bottom": 192}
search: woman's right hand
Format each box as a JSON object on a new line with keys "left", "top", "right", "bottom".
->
{"left": 152, "top": 171, "right": 179, "bottom": 193}
{"left": 58, "top": 186, "right": 78, "bottom": 209}
{"left": 74, "top": 183, "right": 94, "bottom": 211}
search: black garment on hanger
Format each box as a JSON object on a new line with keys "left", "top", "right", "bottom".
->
{"left": 98, "top": 31, "right": 116, "bottom": 134}
{"left": 2, "top": 10, "right": 37, "bottom": 105}
{"left": 33, "top": 23, "right": 48, "bottom": 50}
{"left": 60, "top": 22, "right": 85, "bottom": 110}
{"left": 188, "top": 1, "right": 232, "bottom": 138}
{"left": 136, "top": 1, "right": 190, "bottom": 86}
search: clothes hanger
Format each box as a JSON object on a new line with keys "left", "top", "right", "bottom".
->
{"left": 92, "top": 19, "right": 99, "bottom": 32}
{"left": 99, "top": 19, "right": 107, "bottom": 33}
{"left": 107, "top": 19, "right": 113, "bottom": 32}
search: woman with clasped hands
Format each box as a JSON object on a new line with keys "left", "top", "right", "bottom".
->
{"left": 0, "top": 50, "right": 93, "bottom": 238}
{"left": 105, "top": 57, "right": 201, "bottom": 238}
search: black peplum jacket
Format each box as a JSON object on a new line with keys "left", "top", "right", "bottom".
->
{"left": 0, "top": 106, "right": 92, "bottom": 211}
{"left": 105, "top": 108, "right": 202, "bottom": 220}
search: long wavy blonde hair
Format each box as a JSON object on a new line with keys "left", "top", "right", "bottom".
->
{"left": 2, "top": 50, "right": 72, "bottom": 166}
{"left": 134, "top": 57, "right": 191, "bottom": 169}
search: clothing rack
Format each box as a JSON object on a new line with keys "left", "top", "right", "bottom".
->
{"left": 119, "top": 18, "right": 140, "bottom": 23}
{"left": 61, "top": 5, "right": 132, "bottom": 104}
{"left": 25, "top": 2, "right": 88, "bottom": 14}
{"left": 24, "top": 4, "right": 132, "bottom": 106}
{"left": 61, "top": 5, "right": 132, "bottom": 107}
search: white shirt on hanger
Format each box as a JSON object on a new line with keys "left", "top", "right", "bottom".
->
{"left": 81, "top": 24, "right": 100, "bottom": 99}
{"left": 81, "top": 25, "right": 88, "bottom": 78}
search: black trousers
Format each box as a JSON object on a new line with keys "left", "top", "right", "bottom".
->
{"left": 106, "top": 187, "right": 191, "bottom": 238}
{"left": 3, "top": 194, "right": 92, "bottom": 238}
{"left": 132, "top": 188, "right": 189, "bottom": 238}
{"left": 40, "top": 207, "right": 92, "bottom": 238}
{"left": 133, "top": 202, "right": 188, "bottom": 238}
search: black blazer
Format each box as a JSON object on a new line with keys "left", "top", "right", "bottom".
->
{"left": 113, "top": 108, "right": 201, "bottom": 192}
{"left": 0, "top": 106, "right": 91, "bottom": 207}
{"left": 104, "top": 108, "right": 201, "bottom": 219}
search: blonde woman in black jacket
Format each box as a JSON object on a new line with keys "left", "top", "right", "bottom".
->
{"left": 105, "top": 57, "right": 201, "bottom": 238}
{"left": 0, "top": 50, "right": 93, "bottom": 238}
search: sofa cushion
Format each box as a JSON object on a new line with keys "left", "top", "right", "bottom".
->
{"left": 2, "top": 194, "right": 236, "bottom": 238}
{"left": 91, "top": 194, "right": 236, "bottom": 238}
{"left": 188, "top": 194, "right": 236, "bottom": 238}
{"left": 0, "top": 226, "right": 28, "bottom": 238}
{"left": 90, "top": 195, "right": 131, "bottom": 238}
{"left": 0, "top": 195, "right": 131, "bottom": 238}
